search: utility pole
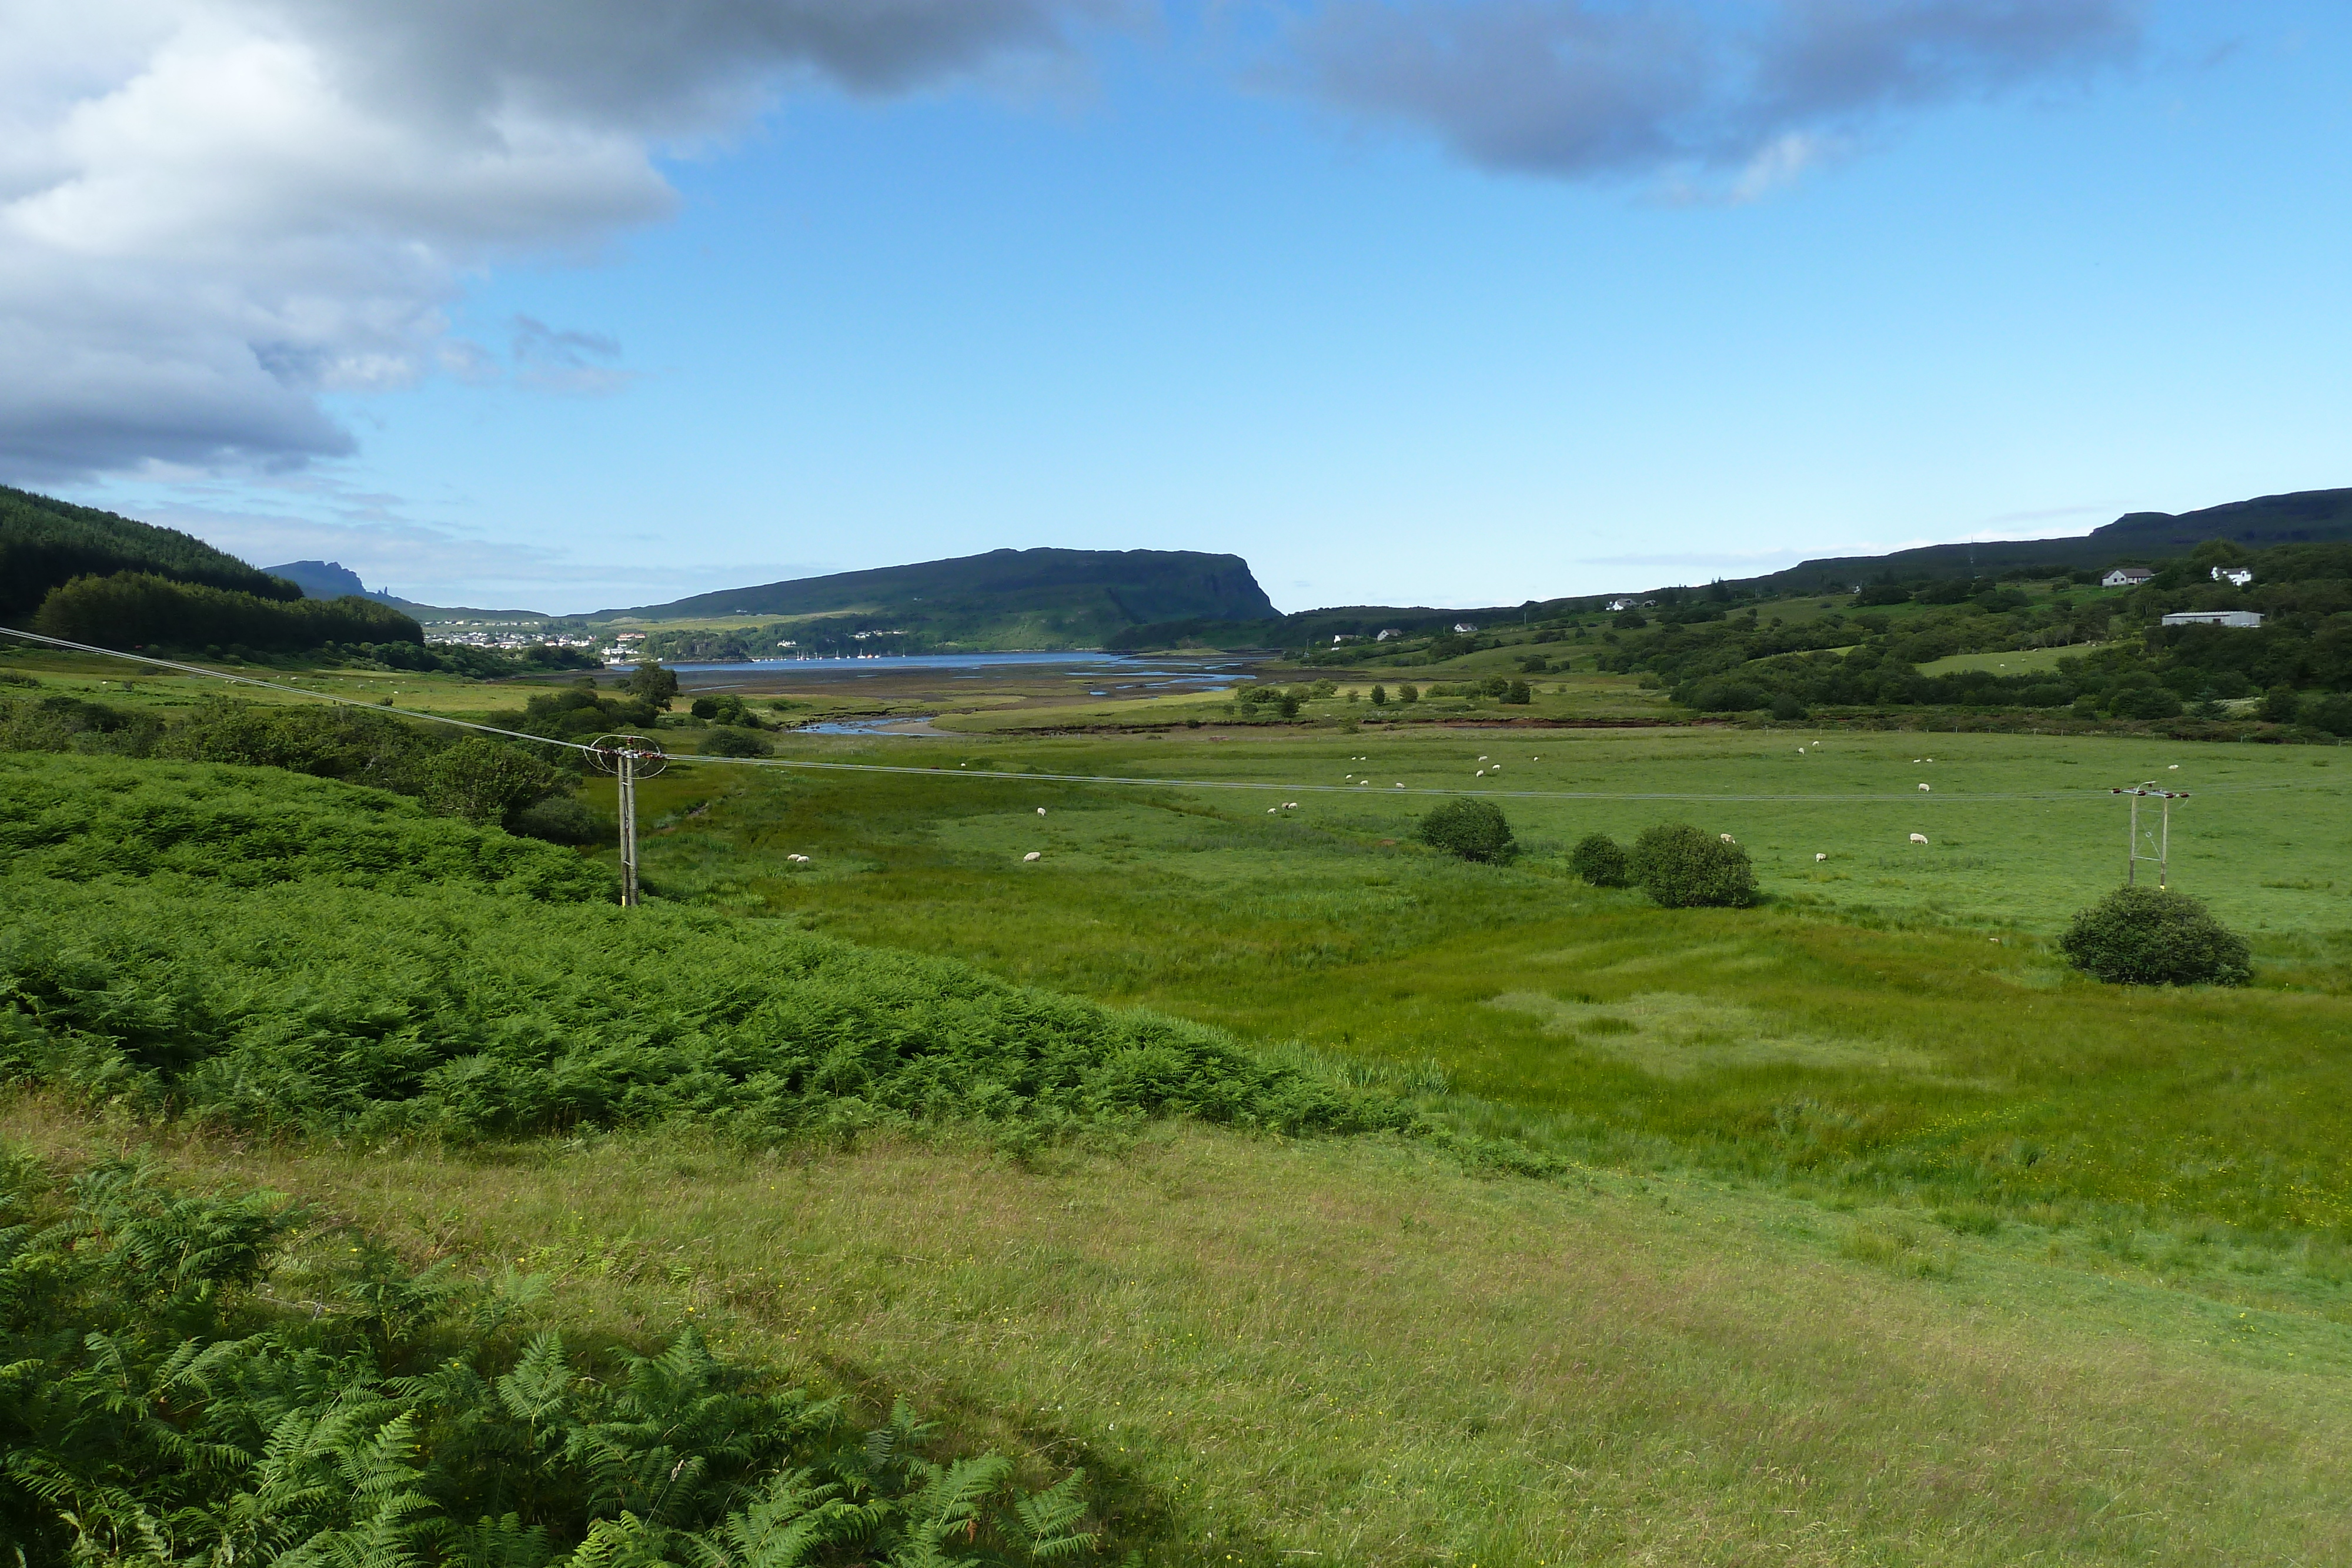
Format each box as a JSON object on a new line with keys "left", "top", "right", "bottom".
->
{"left": 590, "top": 734, "right": 667, "bottom": 906}
{"left": 2111, "top": 783, "right": 2187, "bottom": 888}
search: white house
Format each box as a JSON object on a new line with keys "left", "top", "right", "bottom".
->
{"left": 2210, "top": 566, "right": 2254, "bottom": 587}
{"left": 2161, "top": 610, "right": 2264, "bottom": 628}
{"left": 1452, "top": 622, "right": 1478, "bottom": 634}
{"left": 1374, "top": 628, "right": 1402, "bottom": 641}
{"left": 2101, "top": 567, "right": 2154, "bottom": 587}
{"left": 1606, "top": 599, "right": 1634, "bottom": 612}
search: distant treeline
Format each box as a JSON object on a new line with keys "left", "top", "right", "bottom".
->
{"left": 32, "top": 570, "right": 423, "bottom": 651}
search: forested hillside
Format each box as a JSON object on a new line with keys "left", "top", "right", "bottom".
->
{"left": 2, "top": 483, "right": 428, "bottom": 653}
{"left": 0, "top": 485, "right": 296, "bottom": 617}
{"left": 1608, "top": 538, "right": 2352, "bottom": 728}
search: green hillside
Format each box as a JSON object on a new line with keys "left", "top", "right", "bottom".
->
{"left": 1742, "top": 486, "right": 2352, "bottom": 595}
{"left": 0, "top": 485, "right": 296, "bottom": 618}
{"left": 602, "top": 547, "right": 1277, "bottom": 651}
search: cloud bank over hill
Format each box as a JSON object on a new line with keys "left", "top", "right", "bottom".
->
{"left": 0, "top": 0, "right": 1107, "bottom": 479}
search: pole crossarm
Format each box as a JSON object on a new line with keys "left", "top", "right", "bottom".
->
{"left": 2113, "top": 783, "right": 2187, "bottom": 888}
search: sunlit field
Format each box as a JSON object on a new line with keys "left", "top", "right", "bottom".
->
{"left": 606, "top": 724, "right": 2352, "bottom": 1293}
{"left": 8, "top": 648, "right": 2351, "bottom": 1563}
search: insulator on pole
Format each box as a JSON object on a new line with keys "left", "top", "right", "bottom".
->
{"left": 587, "top": 734, "right": 667, "bottom": 908}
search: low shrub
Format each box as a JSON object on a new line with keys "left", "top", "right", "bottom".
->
{"left": 0, "top": 876, "right": 1417, "bottom": 1143}
{"left": 0, "top": 752, "right": 607, "bottom": 900}
{"left": 507, "top": 791, "right": 613, "bottom": 845}
{"left": 1631, "top": 822, "right": 1758, "bottom": 908}
{"left": 2058, "top": 885, "right": 2252, "bottom": 986}
{"left": 702, "top": 726, "right": 773, "bottom": 757}
{"left": 1568, "top": 832, "right": 1630, "bottom": 887}
{"left": 1416, "top": 798, "right": 1516, "bottom": 863}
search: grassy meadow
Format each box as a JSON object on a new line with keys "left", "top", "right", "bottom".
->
{"left": 6, "top": 646, "right": 2351, "bottom": 1562}
{"left": 8, "top": 1101, "right": 2349, "bottom": 1566}
{"left": 613, "top": 726, "right": 2352, "bottom": 1282}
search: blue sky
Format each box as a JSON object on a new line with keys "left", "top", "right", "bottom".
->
{"left": 10, "top": 2, "right": 2349, "bottom": 614}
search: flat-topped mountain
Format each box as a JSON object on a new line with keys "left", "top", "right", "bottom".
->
{"left": 600, "top": 547, "right": 1277, "bottom": 650}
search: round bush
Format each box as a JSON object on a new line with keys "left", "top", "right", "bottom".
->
{"left": 2308, "top": 693, "right": 2352, "bottom": 737}
{"left": 1568, "top": 833, "right": 1630, "bottom": 887}
{"left": 1416, "top": 798, "right": 1515, "bottom": 862}
{"left": 2059, "top": 885, "right": 2251, "bottom": 986}
{"left": 701, "top": 727, "right": 771, "bottom": 758}
{"left": 2106, "top": 682, "right": 2183, "bottom": 721}
{"left": 505, "top": 793, "right": 612, "bottom": 846}
{"left": 1631, "top": 822, "right": 1757, "bottom": 908}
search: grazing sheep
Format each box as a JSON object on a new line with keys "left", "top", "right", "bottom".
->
{"left": 1268, "top": 807, "right": 1278, "bottom": 813}
{"left": 1037, "top": 807, "right": 1047, "bottom": 815}
{"left": 1910, "top": 833, "right": 1929, "bottom": 845}
{"left": 1023, "top": 851, "right": 1042, "bottom": 862}
{"left": 1719, "top": 833, "right": 1736, "bottom": 844}
{"left": 1918, "top": 783, "right": 1931, "bottom": 792}
{"left": 1815, "top": 852, "right": 1828, "bottom": 862}
{"left": 2168, "top": 763, "right": 2180, "bottom": 770}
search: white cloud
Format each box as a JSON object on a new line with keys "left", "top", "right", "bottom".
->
{"left": 0, "top": 0, "right": 1109, "bottom": 479}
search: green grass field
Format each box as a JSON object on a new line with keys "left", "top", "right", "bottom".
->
{"left": 9, "top": 1101, "right": 2348, "bottom": 1566}
{"left": 608, "top": 726, "right": 2352, "bottom": 1283}
{"left": 7, "top": 652, "right": 2351, "bottom": 1563}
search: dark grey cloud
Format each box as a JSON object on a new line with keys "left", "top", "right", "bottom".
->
{"left": 0, "top": 0, "right": 1111, "bottom": 481}
{"left": 1285, "top": 0, "right": 2143, "bottom": 183}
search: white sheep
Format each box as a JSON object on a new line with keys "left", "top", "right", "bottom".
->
{"left": 1918, "top": 783, "right": 1931, "bottom": 792}
{"left": 1023, "top": 851, "right": 1042, "bottom": 862}
{"left": 1910, "top": 833, "right": 1929, "bottom": 845}
{"left": 1815, "top": 852, "right": 1827, "bottom": 862}
{"left": 1036, "top": 807, "right": 1047, "bottom": 815}
{"left": 1719, "top": 833, "right": 1736, "bottom": 844}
